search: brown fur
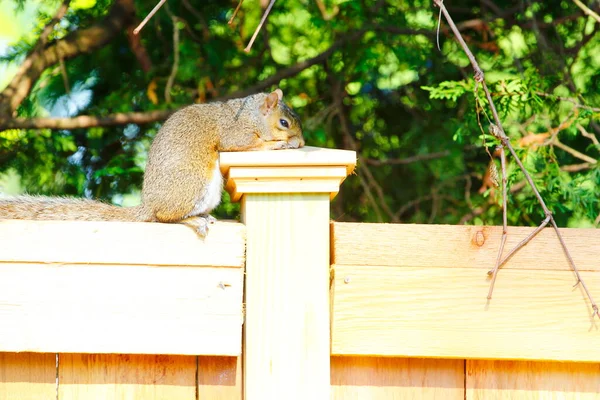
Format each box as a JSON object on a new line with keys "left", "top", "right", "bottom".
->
{"left": 0, "top": 90, "right": 304, "bottom": 228}
{"left": 0, "top": 195, "right": 144, "bottom": 221}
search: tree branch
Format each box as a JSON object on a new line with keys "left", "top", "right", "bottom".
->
{"left": 1, "top": 110, "right": 174, "bottom": 131}
{"left": 0, "top": 0, "right": 135, "bottom": 118}
{"left": 36, "top": 0, "right": 72, "bottom": 50}
{"left": 1, "top": 24, "right": 431, "bottom": 131}
{"left": 572, "top": 0, "right": 600, "bottom": 23}
{"left": 434, "top": 0, "right": 600, "bottom": 318}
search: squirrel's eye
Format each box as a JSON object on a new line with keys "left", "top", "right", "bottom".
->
{"left": 279, "top": 119, "right": 290, "bottom": 129}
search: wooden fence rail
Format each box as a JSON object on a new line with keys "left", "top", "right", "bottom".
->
{"left": 1, "top": 146, "right": 599, "bottom": 399}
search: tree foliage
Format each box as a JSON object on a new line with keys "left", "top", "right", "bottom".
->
{"left": 0, "top": 0, "right": 598, "bottom": 227}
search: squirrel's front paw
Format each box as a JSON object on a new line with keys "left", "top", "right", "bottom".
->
{"left": 272, "top": 141, "right": 290, "bottom": 150}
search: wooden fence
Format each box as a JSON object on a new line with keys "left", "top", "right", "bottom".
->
{"left": 0, "top": 146, "right": 599, "bottom": 399}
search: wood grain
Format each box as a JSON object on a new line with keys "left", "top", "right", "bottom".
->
{"left": 242, "top": 193, "right": 331, "bottom": 400}
{"left": 198, "top": 356, "right": 242, "bottom": 400}
{"left": 332, "top": 265, "right": 600, "bottom": 361}
{"left": 58, "top": 354, "right": 196, "bottom": 399}
{"left": 331, "top": 222, "right": 600, "bottom": 271}
{"left": 0, "top": 263, "right": 243, "bottom": 355}
{"left": 466, "top": 360, "right": 600, "bottom": 399}
{"left": 0, "top": 219, "right": 245, "bottom": 267}
{"left": 0, "top": 353, "right": 56, "bottom": 400}
{"left": 331, "top": 356, "right": 464, "bottom": 399}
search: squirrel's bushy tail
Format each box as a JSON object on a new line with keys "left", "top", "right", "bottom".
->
{"left": 0, "top": 195, "right": 149, "bottom": 222}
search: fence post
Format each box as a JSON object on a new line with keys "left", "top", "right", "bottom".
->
{"left": 220, "top": 146, "right": 356, "bottom": 399}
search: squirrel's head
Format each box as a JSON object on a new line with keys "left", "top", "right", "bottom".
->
{"left": 260, "top": 89, "right": 305, "bottom": 148}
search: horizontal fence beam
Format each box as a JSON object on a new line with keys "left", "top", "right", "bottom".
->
{"left": 0, "top": 219, "right": 246, "bottom": 267}
{"left": 331, "top": 222, "right": 600, "bottom": 362}
{"left": 0, "top": 220, "right": 246, "bottom": 355}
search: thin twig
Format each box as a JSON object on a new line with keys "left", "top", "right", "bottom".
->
{"left": 433, "top": 0, "right": 599, "bottom": 318}
{"left": 37, "top": 0, "right": 71, "bottom": 51}
{"left": 181, "top": 0, "right": 210, "bottom": 39}
{"left": 332, "top": 79, "right": 394, "bottom": 222}
{"left": 165, "top": 16, "right": 180, "bottom": 104}
{"left": 134, "top": 0, "right": 167, "bottom": 35}
{"left": 314, "top": 0, "right": 339, "bottom": 20}
{"left": 58, "top": 54, "right": 71, "bottom": 94}
{"left": 487, "top": 145, "right": 507, "bottom": 298}
{"left": 228, "top": 0, "right": 245, "bottom": 25}
{"left": 561, "top": 162, "right": 595, "bottom": 172}
{"left": 553, "top": 140, "right": 598, "bottom": 164}
{"left": 538, "top": 92, "right": 600, "bottom": 110}
{"left": 572, "top": 0, "right": 600, "bottom": 23}
{"left": 244, "top": 0, "right": 277, "bottom": 53}
{"left": 493, "top": 215, "right": 551, "bottom": 272}
{"left": 577, "top": 124, "right": 600, "bottom": 147}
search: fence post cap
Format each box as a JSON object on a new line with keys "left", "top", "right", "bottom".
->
{"left": 219, "top": 146, "right": 356, "bottom": 201}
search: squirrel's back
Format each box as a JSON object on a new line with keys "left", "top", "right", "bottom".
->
{"left": 0, "top": 195, "right": 144, "bottom": 221}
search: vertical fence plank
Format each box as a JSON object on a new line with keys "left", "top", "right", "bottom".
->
{"left": 58, "top": 354, "right": 196, "bottom": 399}
{"left": 466, "top": 360, "right": 600, "bottom": 399}
{"left": 242, "top": 193, "right": 332, "bottom": 400}
{"left": 0, "top": 353, "right": 56, "bottom": 400}
{"left": 198, "top": 356, "right": 242, "bottom": 399}
{"left": 331, "top": 356, "right": 465, "bottom": 399}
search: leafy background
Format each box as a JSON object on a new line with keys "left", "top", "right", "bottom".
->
{"left": 0, "top": 0, "right": 598, "bottom": 227}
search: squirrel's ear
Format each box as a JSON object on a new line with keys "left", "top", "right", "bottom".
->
{"left": 262, "top": 91, "right": 280, "bottom": 115}
{"left": 273, "top": 89, "right": 283, "bottom": 100}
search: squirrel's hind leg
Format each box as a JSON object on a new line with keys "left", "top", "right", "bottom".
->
{"left": 180, "top": 214, "right": 216, "bottom": 237}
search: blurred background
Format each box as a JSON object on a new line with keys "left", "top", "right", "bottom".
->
{"left": 0, "top": 0, "right": 598, "bottom": 227}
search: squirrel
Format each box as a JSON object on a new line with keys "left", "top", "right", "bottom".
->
{"left": 0, "top": 89, "right": 304, "bottom": 236}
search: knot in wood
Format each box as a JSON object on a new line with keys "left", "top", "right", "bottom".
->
{"left": 474, "top": 230, "right": 485, "bottom": 247}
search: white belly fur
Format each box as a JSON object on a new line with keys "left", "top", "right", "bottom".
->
{"left": 185, "top": 160, "right": 223, "bottom": 218}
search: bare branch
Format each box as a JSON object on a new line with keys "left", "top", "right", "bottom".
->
{"left": 487, "top": 145, "right": 508, "bottom": 299}
{"left": 553, "top": 139, "right": 598, "bottom": 165}
{"left": 126, "top": 26, "right": 153, "bottom": 72}
{"left": 561, "top": 162, "right": 596, "bottom": 172}
{"left": 181, "top": 0, "right": 210, "bottom": 38}
{"left": 0, "top": 110, "right": 175, "bottom": 131}
{"left": 1, "top": 25, "right": 428, "bottom": 131}
{"left": 228, "top": 0, "right": 246, "bottom": 25}
{"left": 433, "top": 0, "right": 599, "bottom": 318}
{"left": 133, "top": 0, "right": 167, "bottom": 35}
{"left": 58, "top": 55, "right": 71, "bottom": 94}
{"left": 572, "top": 0, "right": 600, "bottom": 23}
{"left": 314, "top": 0, "right": 339, "bottom": 20}
{"left": 536, "top": 92, "right": 600, "bottom": 112}
{"left": 37, "top": 0, "right": 72, "bottom": 50}
{"left": 165, "top": 16, "right": 181, "bottom": 104}
{"left": 577, "top": 124, "right": 600, "bottom": 148}
{"left": 244, "top": 0, "right": 277, "bottom": 53}
{"left": 0, "top": 0, "right": 135, "bottom": 117}
{"left": 331, "top": 78, "right": 394, "bottom": 222}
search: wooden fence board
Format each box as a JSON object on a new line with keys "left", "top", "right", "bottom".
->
{"left": 331, "top": 223, "right": 600, "bottom": 271}
{"left": 198, "top": 356, "right": 242, "bottom": 399}
{"left": 331, "top": 356, "right": 464, "bottom": 399}
{"left": 0, "top": 219, "right": 245, "bottom": 267}
{"left": 0, "top": 353, "right": 56, "bottom": 400}
{"left": 58, "top": 354, "right": 196, "bottom": 399}
{"left": 466, "top": 360, "right": 600, "bottom": 399}
{"left": 242, "top": 193, "right": 331, "bottom": 399}
{"left": 332, "top": 265, "right": 600, "bottom": 361}
{"left": 0, "top": 263, "right": 243, "bottom": 355}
